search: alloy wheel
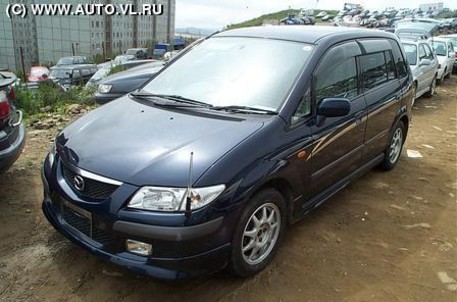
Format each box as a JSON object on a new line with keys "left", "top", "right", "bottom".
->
{"left": 241, "top": 203, "right": 281, "bottom": 265}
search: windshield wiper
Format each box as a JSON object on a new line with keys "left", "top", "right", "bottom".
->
{"left": 212, "top": 105, "right": 278, "bottom": 115}
{"left": 130, "top": 92, "right": 212, "bottom": 108}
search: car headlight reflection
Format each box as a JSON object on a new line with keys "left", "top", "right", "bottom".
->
{"left": 128, "top": 185, "right": 225, "bottom": 212}
{"left": 98, "top": 84, "right": 112, "bottom": 94}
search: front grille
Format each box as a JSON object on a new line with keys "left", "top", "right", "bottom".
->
{"left": 62, "top": 201, "right": 112, "bottom": 246}
{"left": 61, "top": 164, "right": 119, "bottom": 201}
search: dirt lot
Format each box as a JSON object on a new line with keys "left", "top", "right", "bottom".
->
{"left": 0, "top": 77, "right": 456, "bottom": 302}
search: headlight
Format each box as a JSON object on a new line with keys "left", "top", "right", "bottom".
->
{"left": 98, "top": 84, "right": 112, "bottom": 94}
{"left": 128, "top": 185, "right": 225, "bottom": 212}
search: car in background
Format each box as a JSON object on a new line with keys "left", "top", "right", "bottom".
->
{"left": 26, "top": 66, "right": 51, "bottom": 88}
{"left": 50, "top": 64, "right": 97, "bottom": 88}
{"left": 401, "top": 39, "right": 438, "bottom": 100}
{"left": 56, "top": 56, "right": 90, "bottom": 66}
{"left": 439, "top": 34, "right": 457, "bottom": 73}
{"left": 85, "top": 59, "right": 159, "bottom": 89}
{"left": 94, "top": 61, "right": 164, "bottom": 104}
{"left": 428, "top": 37, "right": 455, "bottom": 83}
{"left": 113, "top": 55, "right": 136, "bottom": 65}
{"left": 125, "top": 48, "right": 150, "bottom": 59}
{"left": 0, "top": 72, "right": 25, "bottom": 173}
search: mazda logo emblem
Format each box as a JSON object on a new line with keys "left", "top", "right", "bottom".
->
{"left": 73, "top": 175, "right": 85, "bottom": 192}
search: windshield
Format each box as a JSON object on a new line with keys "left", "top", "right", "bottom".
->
{"left": 431, "top": 41, "right": 447, "bottom": 56}
{"left": 142, "top": 37, "right": 314, "bottom": 111}
{"left": 402, "top": 43, "right": 417, "bottom": 65}
{"left": 57, "top": 57, "right": 74, "bottom": 65}
{"left": 50, "top": 69, "right": 71, "bottom": 79}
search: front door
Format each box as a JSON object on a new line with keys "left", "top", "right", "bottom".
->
{"left": 309, "top": 41, "right": 367, "bottom": 195}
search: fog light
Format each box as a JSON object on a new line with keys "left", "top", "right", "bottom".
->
{"left": 125, "top": 239, "right": 152, "bottom": 256}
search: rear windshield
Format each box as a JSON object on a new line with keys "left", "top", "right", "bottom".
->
{"left": 402, "top": 43, "right": 417, "bottom": 65}
{"left": 431, "top": 41, "right": 447, "bottom": 56}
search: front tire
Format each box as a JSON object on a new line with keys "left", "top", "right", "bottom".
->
{"left": 229, "top": 189, "right": 286, "bottom": 277}
{"left": 380, "top": 122, "right": 406, "bottom": 171}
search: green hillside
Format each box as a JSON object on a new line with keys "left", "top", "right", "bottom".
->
{"left": 225, "top": 9, "right": 339, "bottom": 30}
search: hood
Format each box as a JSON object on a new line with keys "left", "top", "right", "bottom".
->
{"left": 56, "top": 97, "right": 265, "bottom": 187}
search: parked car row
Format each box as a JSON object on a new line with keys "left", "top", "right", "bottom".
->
{"left": 397, "top": 21, "right": 456, "bottom": 103}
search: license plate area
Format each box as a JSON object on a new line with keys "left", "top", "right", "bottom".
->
{"left": 61, "top": 199, "right": 93, "bottom": 238}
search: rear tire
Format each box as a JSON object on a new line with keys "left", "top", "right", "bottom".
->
{"left": 229, "top": 189, "right": 286, "bottom": 277}
{"left": 380, "top": 122, "right": 406, "bottom": 171}
{"left": 425, "top": 76, "right": 436, "bottom": 98}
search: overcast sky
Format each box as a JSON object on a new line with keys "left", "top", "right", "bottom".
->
{"left": 175, "top": 0, "right": 457, "bottom": 29}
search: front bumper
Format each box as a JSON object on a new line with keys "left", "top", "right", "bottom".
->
{"left": 41, "top": 156, "right": 234, "bottom": 280}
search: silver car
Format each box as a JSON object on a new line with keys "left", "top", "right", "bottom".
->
{"left": 428, "top": 37, "right": 455, "bottom": 84}
{"left": 401, "top": 39, "right": 439, "bottom": 100}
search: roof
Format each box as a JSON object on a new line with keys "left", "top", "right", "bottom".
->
{"left": 215, "top": 25, "right": 397, "bottom": 44}
{"left": 51, "top": 64, "right": 96, "bottom": 70}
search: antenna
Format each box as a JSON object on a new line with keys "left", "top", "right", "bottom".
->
{"left": 185, "top": 152, "right": 194, "bottom": 216}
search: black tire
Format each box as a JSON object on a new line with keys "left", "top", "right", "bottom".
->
{"left": 445, "top": 68, "right": 451, "bottom": 79}
{"left": 425, "top": 76, "right": 436, "bottom": 98}
{"left": 380, "top": 121, "right": 406, "bottom": 171}
{"left": 229, "top": 188, "right": 286, "bottom": 277}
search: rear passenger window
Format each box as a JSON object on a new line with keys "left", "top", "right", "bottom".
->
{"left": 389, "top": 40, "right": 408, "bottom": 78}
{"left": 360, "top": 50, "right": 396, "bottom": 90}
{"left": 314, "top": 42, "right": 361, "bottom": 102}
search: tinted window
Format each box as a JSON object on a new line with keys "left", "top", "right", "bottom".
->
{"left": 315, "top": 42, "right": 361, "bottom": 102}
{"left": 292, "top": 86, "right": 311, "bottom": 124}
{"left": 360, "top": 52, "right": 388, "bottom": 90}
{"left": 389, "top": 40, "right": 408, "bottom": 78}
{"left": 385, "top": 51, "right": 397, "bottom": 80}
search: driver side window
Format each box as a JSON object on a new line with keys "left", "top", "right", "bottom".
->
{"left": 314, "top": 42, "right": 361, "bottom": 104}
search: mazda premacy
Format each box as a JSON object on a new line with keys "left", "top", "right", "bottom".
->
{"left": 42, "top": 26, "right": 413, "bottom": 280}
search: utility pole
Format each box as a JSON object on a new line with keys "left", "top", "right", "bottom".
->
{"left": 19, "top": 47, "right": 26, "bottom": 79}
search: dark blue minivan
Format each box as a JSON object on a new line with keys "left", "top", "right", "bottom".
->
{"left": 42, "top": 26, "right": 413, "bottom": 280}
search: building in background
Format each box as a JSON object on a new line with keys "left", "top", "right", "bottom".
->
{"left": 0, "top": 0, "right": 175, "bottom": 71}
{"left": 419, "top": 2, "right": 444, "bottom": 13}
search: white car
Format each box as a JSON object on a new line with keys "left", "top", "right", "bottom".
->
{"left": 428, "top": 37, "right": 455, "bottom": 84}
{"left": 439, "top": 34, "right": 457, "bottom": 74}
{"left": 402, "top": 39, "right": 439, "bottom": 100}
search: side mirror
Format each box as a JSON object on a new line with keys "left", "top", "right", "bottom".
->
{"left": 317, "top": 98, "right": 351, "bottom": 117}
{"left": 420, "top": 58, "right": 431, "bottom": 66}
